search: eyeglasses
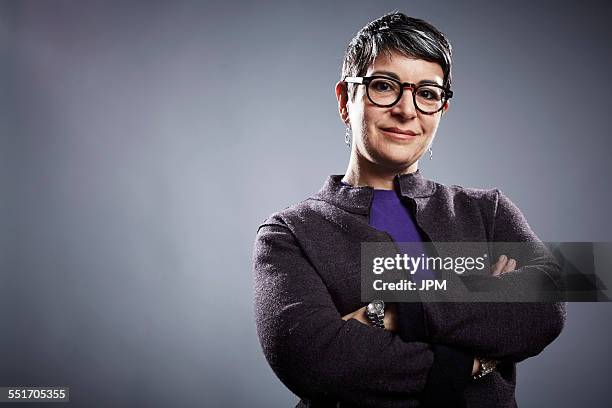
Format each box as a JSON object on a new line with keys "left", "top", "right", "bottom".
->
{"left": 343, "top": 75, "right": 453, "bottom": 114}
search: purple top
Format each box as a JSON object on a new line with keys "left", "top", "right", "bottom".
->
{"left": 369, "top": 188, "right": 435, "bottom": 281}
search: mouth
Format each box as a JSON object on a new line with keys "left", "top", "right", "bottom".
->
{"left": 380, "top": 127, "right": 419, "bottom": 140}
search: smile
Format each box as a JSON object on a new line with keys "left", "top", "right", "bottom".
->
{"left": 380, "top": 128, "right": 419, "bottom": 140}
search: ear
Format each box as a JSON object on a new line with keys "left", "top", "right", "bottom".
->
{"left": 441, "top": 100, "right": 450, "bottom": 116}
{"left": 335, "top": 81, "right": 350, "bottom": 125}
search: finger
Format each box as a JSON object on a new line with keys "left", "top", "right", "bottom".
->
{"left": 501, "top": 258, "right": 517, "bottom": 274}
{"left": 491, "top": 255, "right": 507, "bottom": 276}
{"left": 341, "top": 312, "right": 354, "bottom": 321}
{"left": 491, "top": 256, "right": 501, "bottom": 276}
{"left": 354, "top": 306, "right": 370, "bottom": 325}
{"left": 343, "top": 308, "right": 360, "bottom": 321}
{"left": 343, "top": 307, "right": 368, "bottom": 324}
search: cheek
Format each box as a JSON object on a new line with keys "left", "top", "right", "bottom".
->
{"left": 421, "top": 115, "right": 441, "bottom": 136}
{"left": 348, "top": 97, "right": 368, "bottom": 129}
{"left": 351, "top": 107, "right": 375, "bottom": 139}
{"left": 363, "top": 107, "right": 384, "bottom": 132}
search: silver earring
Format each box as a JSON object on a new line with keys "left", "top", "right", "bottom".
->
{"left": 345, "top": 125, "right": 352, "bottom": 148}
{"left": 428, "top": 147, "right": 433, "bottom": 160}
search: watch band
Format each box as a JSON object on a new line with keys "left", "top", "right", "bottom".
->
{"left": 366, "top": 300, "right": 385, "bottom": 329}
{"left": 473, "top": 358, "right": 498, "bottom": 379}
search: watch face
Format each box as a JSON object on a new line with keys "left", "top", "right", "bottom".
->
{"left": 367, "top": 300, "right": 385, "bottom": 314}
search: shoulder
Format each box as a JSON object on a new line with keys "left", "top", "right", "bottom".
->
{"left": 256, "top": 196, "right": 332, "bottom": 234}
{"left": 429, "top": 181, "right": 526, "bottom": 221}
{"left": 432, "top": 180, "right": 501, "bottom": 204}
{"left": 432, "top": 181, "right": 527, "bottom": 222}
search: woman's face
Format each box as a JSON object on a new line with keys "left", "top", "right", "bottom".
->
{"left": 338, "top": 51, "right": 448, "bottom": 172}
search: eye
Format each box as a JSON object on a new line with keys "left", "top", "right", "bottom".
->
{"left": 417, "top": 87, "right": 443, "bottom": 101}
{"left": 370, "top": 78, "right": 398, "bottom": 93}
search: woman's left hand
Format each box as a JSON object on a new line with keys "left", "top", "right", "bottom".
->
{"left": 342, "top": 303, "right": 398, "bottom": 332}
{"left": 491, "top": 254, "right": 517, "bottom": 277}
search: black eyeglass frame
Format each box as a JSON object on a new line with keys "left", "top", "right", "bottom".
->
{"left": 343, "top": 75, "right": 453, "bottom": 114}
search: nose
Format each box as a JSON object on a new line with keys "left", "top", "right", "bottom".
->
{"left": 390, "top": 86, "right": 418, "bottom": 118}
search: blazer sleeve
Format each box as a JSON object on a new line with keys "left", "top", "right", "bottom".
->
{"left": 422, "top": 190, "right": 567, "bottom": 363}
{"left": 253, "top": 220, "right": 474, "bottom": 407}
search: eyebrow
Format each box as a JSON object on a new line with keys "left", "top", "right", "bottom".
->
{"left": 370, "top": 70, "right": 442, "bottom": 86}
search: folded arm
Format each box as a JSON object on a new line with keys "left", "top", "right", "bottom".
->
{"left": 253, "top": 220, "right": 473, "bottom": 407}
{"left": 404, "top": 190, "right": 566, "bottom": 362}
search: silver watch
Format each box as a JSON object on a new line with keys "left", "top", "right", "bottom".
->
{"left": 366, "top": 300, "right": 385, "bottom": 329}
{"left": 473, "top": 358, "right": 498, "bottom": 379}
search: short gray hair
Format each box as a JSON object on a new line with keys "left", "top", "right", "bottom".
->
{"left": 341, "top": 11, "right": 453, "bottom": 101}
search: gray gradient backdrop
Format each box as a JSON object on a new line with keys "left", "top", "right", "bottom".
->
{"left": 2, "top": 0, "right": 612, "bottom": 407}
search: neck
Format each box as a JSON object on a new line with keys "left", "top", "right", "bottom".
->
{"left": 342, "top": 151, "right": 419, "bottom": 190}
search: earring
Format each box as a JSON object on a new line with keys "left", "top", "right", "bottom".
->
{"left": 428, "top": 147, "right": 433, "bottom": 160}
{"left": 345, "top": 125, "right": 352, "bottom": 148}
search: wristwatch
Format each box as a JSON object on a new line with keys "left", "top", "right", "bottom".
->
{"left": 366, "top": 300, "right": 385, "bottom": 329}
{"left": 473, "top": 358, "right": 498, "bottom": 379}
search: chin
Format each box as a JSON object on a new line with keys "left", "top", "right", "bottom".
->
{"left": 372, "top": 153, "right": 417, "bottom": 171}
{"left": 362, "top": 143, "right": 420, "bottom": 170}
{"left": 381, "top": 147, "right": 419, "bottom": 164}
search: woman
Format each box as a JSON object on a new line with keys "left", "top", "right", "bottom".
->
{"left": 252, "top": 12, "right": 565, "bottom": 408}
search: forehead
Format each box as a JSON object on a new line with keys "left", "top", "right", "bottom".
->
{"left": 365, "top": 51, "right": 444, "bottom": 85}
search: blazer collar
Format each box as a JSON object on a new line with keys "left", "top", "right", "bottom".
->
{"left": 313, "top": 169, "right": 436, "bottom": 215}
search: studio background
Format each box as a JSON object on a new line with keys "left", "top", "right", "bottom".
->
{"left": 2, "top": 0, "right": 611, "bottom": 406}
